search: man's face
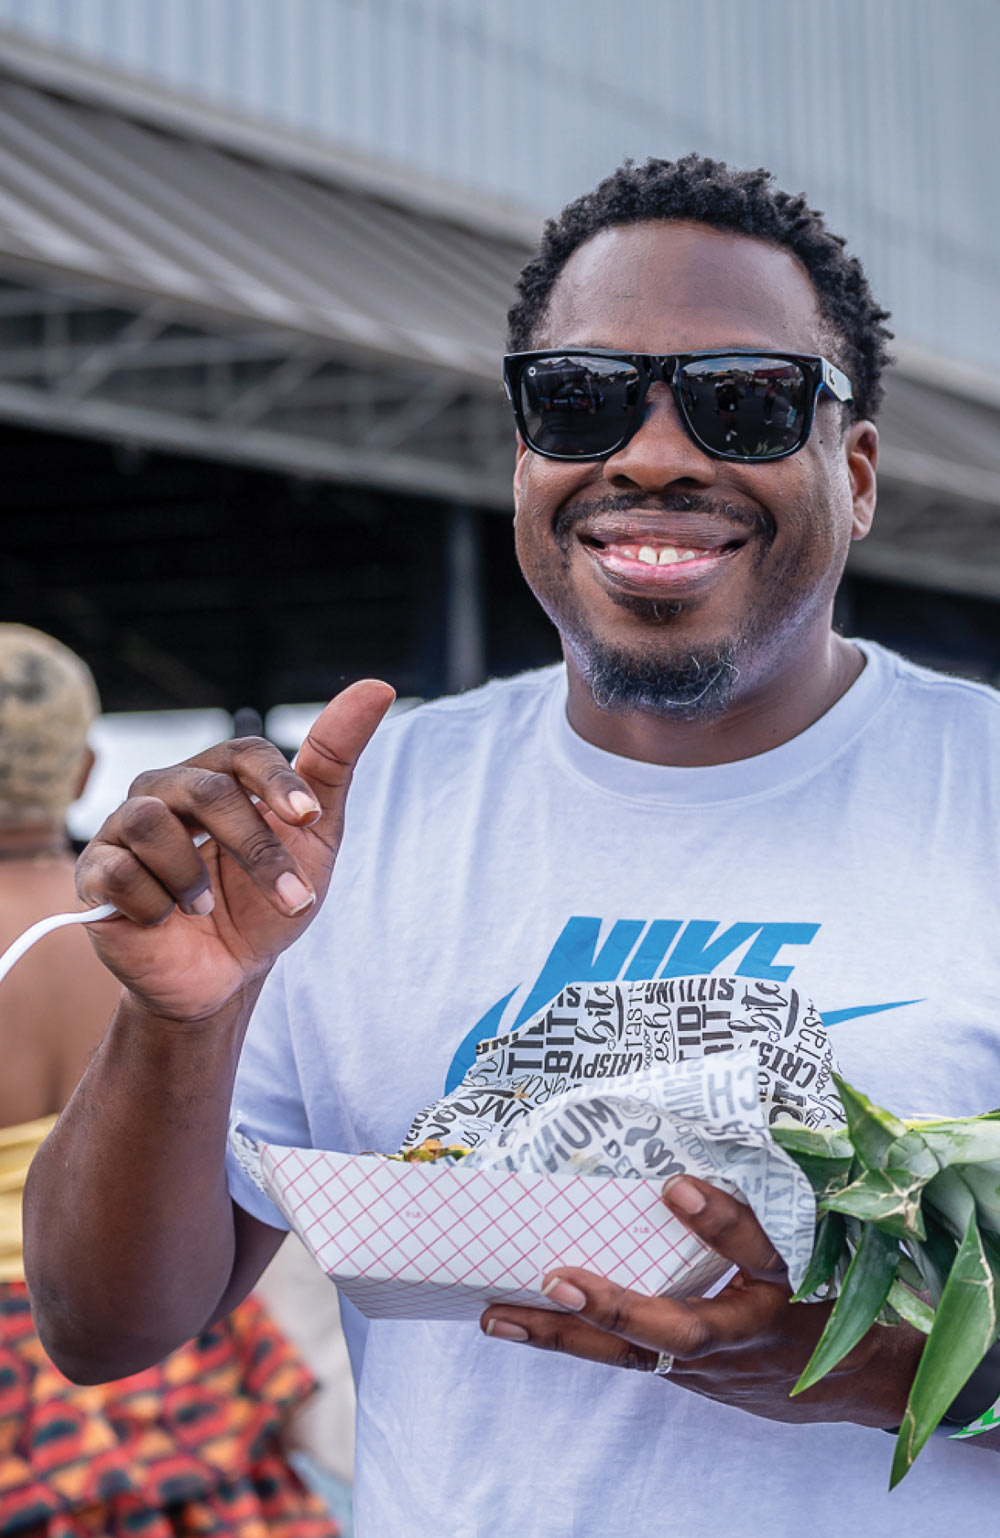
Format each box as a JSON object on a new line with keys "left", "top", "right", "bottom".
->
{"left": 512, "top": 221, "right": 877, "bottom": 719}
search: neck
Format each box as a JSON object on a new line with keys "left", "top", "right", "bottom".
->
{"left": 565, "top": 630, "right": 865, "bottom": 767}
{"left": 0, "top": 825, "right": 72, "bottom": 862}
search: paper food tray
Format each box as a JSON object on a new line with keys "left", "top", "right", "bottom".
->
{"left": 242, "top": 1138, "right": 730, "bottom": 1320}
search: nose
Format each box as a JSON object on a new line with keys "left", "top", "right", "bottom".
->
{"left": 601, "top": 381, "right": 718, "bottom": 491}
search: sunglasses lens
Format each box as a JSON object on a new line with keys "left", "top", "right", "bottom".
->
{"left": 679, "top": 356, "right": 810, "bottom": 458}
{"left": 517, "top": 355, "right": 640, "bottom": 458}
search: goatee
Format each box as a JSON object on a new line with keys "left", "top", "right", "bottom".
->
{"left": 578, "top": 642, "right": 740, "bottom": 720}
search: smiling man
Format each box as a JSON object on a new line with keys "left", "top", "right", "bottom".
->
{"left": 23, "top": 156, "right": 1000, "bottom": 1538}
{"left": 507, "top": 214, "right": 876, "bottom": 764}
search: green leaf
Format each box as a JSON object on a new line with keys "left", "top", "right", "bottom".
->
{"left": 918, "top": 1122, "right": 1000, "bottom": 1166}
{"left": 907, "top": 1210, "right": 959, "bottom": 1306}
{"left": 890, "top": 1209, "right": 998, "bottom": 1487}
{"left": 791, "top": 1210, "right": 848, "bottom": 1302}
{"left": 896, "top": 1253, "right": 927, "bottom": 1292}
{"left": 792, "top": 1223, "right": 900, "bottom": 1395}
{"left": 881, "top": 1129, "right": 940, "bottom": 1183}
{"left": 779, "top": 1149, "right": 856, "bottom": 1203}
{"left": 821, "top": 1166, "right": 928, "bottom": 1241}
{"left": 770, "top": 1120, "right": 854, "bottom": 1161}
{"left": 767, "top": 1120, "right": 855, "bottom": 1202}
{"left": 978, "top": 1225, "right": 1000, "bottom": 1287}
{"left": 831, "top": 1075, "right": 907, "bottom": 1171}
{"left": 886, "top": 1278, "right": 935, "bottom": 1335}
{"left": 955, "top": 1162, "right": 1000, "bottom": 1234}
{"left": 924, "top": 1166, "right": 977, "bottom": 1242}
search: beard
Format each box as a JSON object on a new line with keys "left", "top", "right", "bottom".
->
{"left": 536, "top": 490, "right": 761, "bottom": 720}
{"left": 570, "top": 632, "right": 740, "bottom": 720}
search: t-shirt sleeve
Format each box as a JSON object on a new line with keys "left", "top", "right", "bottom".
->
{"left": 225, "top": 952, "right": 310, "bottom": 1229}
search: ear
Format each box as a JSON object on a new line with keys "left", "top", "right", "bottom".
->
{"left": 512, "top": 434, "right": 529, "bottom": 508}
{"left": 845, "top": 420, "right": 878, "bottom": 541}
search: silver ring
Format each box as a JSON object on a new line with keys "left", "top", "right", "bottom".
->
{"left": 653, "top": 1351, "right": 674, "bottom": 1377}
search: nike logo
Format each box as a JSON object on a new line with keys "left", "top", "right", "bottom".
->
{"left": 820, "top": 999, "right": 923, "bottom": 1027}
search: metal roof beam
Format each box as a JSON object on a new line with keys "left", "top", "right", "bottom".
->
{"left": 878, "top": 446, "right": 1000, "bottom": 508}
{"left": 52, "top": 303, "right": 171, "bottom": 401}
{"left": 849, "top": 541, "right": 1000, "bottom": 601}
{"left": 355, "top": 377, "right": 462, "bottom": 452}
{"left": 0, "top": 331, "right": 285, "bottom": 378}
{"left": 213, "top": 348, "right": 329, "bottom": 429}
{"left": 0, "top": 379, "right": 515, "bottom": 510}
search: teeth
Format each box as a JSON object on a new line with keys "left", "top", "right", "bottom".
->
{"left": 657, "top": 547, "right": 702, "bottom": 565}
{"left": 610, "top": 544, "right": 706, "bottom": 566}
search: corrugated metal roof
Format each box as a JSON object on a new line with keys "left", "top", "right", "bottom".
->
{"left": 0, "top": 68, "right": 527, "bottom": 379}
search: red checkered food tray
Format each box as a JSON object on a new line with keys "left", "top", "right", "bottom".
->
{"left": 255, "top": 1141, "right": 730, "bottom": 1320}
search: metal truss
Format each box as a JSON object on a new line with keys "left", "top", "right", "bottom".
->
{"left": 0, "top": 276, "right": 517, "bottom": 509}
{"left": 849, "top": 478, "right": 1000, "bottom": 599}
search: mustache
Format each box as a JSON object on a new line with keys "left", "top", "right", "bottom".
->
{"left": 553, "top": 491, "right": 772, "bottom": 541}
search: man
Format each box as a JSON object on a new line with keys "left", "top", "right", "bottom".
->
{"left": 23, "top": 156, "right": 1000, "bottom": 1535}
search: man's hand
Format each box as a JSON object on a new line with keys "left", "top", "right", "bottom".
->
{"left": 75, "top": 678, "right": 395, "bottom": 1021}
{"left": 480, "top": 1175, "right": 924, "bottom": 1429}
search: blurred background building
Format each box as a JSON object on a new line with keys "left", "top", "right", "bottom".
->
{"left": 0, "top": 0, "right": 997, "bottom": 826}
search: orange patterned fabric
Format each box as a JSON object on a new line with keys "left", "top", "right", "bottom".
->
{"left": 0, "top": 1283, "right": 339, "bottom": 1538}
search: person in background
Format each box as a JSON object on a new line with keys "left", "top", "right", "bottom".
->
{"left": 254, "top": 1239, "right": 357, "bottom": 1534}
{"left": 0, "top": 623, "right": 338, "bottom": 1538}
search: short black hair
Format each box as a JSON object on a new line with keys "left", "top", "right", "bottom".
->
{"left": 507, "top": 154, "right": 893, "bottom": 421}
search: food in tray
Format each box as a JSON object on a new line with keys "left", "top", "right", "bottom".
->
{"left": 388, "top": 1137, "right": 471, "bottom": 1164}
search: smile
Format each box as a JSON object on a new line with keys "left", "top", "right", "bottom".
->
{"left": 579, "top": 533, "right": 746, "bottom": 590}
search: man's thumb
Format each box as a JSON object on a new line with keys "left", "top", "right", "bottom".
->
{"left": 294, "top": 679, "right": 396, "bottom": 815}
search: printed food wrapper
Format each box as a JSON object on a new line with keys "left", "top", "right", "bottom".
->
{"left": 230, "top": 976, "right": 841, "bottom": 1318}
{"left": 411, "top": 975, "right": 843, "bottom": 1153}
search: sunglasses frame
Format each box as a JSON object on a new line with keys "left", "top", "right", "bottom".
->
{"left": 501, "top": 348, "right": 854, "bottom": 464}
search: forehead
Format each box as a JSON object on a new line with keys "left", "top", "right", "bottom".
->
{"left": 536, "top": 220, "right": 826, "bottom": 354}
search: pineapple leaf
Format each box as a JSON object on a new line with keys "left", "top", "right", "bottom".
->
{"left": 792, "top": 1223, "right": 899, "bottom": 1395}
{"left": 820, "top": 1166, "right": 928, "bottom": 1242}
{"left": 831, "top": 1075, "right": 907, "bottom": 1171}
{"left": 885, "top": 1278, "right": 935, "bottom": 1335}
{"left": 790, "top": 1209, "right": 848, "bottom": 1302}
{"left": 890, "top": 1208, "right": 997, "bottom": 1487}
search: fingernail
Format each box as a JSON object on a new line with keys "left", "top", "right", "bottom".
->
{"left": 189, "top": 889, "right": 215, "bottom": 916}
{"left": 663, "top": 1177, "right": 707, "bottom": 1215}
{"left": 288, "top": 790, "right": 321, "bottom": 823}
{"left": 541, "top": 1277, "right": 587, "bottom": 1310}
{"left": 275, "top": 871, "right": 315, "bottom": 915}
{"left": 485, "top": 1320, "right": 529, "bottom": 1342}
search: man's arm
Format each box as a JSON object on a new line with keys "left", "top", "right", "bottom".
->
{"left": 23, "top": 679, "right": 394, "bottom": 1382}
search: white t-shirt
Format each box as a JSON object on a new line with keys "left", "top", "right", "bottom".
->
{"left": 228, "top": 640, "right": 1000, "bottom": 1536}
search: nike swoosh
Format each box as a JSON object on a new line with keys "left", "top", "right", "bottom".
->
{"left": 444, "top": 987, "right": 519, "bottom": 1094}
{"left": 820, "top": 999, "right": 923, "bottom": 1027}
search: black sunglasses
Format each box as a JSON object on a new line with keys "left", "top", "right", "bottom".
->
{"left": 502, "top": 348, "right": 853, "bottom": 464}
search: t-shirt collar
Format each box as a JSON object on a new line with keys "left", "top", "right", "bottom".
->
{"left": 547, "top": 640, "right": 895, "bottom": 806}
